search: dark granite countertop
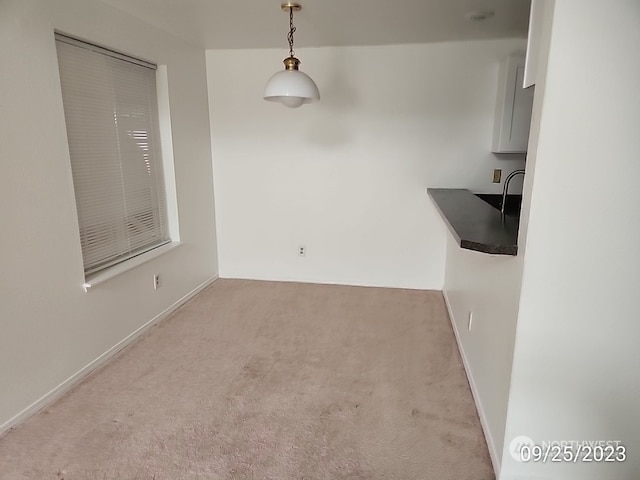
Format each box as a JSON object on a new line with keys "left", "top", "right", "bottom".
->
{"left": 427, "top": 188, "right": 520, "bottom": 255}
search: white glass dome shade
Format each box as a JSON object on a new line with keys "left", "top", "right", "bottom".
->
{"left": 264, "top": 56, "right": 320, "bottom": 108}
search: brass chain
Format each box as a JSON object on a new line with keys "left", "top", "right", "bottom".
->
{"left": 287, "top": 6, "right": 296, "bottom": 58}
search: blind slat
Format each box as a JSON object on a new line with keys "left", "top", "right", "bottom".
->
{"left": 56, "top": 37, "right": 170, "bottom": 276}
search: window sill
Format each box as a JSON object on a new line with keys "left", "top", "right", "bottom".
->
{"left": 82, "top": 242, "right": 181, "bottom": 292}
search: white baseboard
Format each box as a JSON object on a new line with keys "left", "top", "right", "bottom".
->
{"left": 218, "top": 274, "right": 434, "bottom": 291}
{"left": 442, "top": 290, "right": 501, "bottom": 478}
{"left": 0, "top": 276, "right": 218, "bottom": 436}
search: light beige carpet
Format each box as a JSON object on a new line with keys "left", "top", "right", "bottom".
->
{"left": 0, "top": 279, "right": 494, "bottom": 479}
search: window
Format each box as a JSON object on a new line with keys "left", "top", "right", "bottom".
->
{"left": 55, "top": 34, "right": 170, "bottom": 277}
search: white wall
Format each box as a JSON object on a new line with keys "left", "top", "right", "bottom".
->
{"left": 443, "top": 238, "right": 524, "bottom": 473}
{"left": 207, "top": 39, "right": 526, "bottom": 290}
{"left": 501, "top": 1, "right": 640, "bottom": 478}
{"left": 0, "top": 0, "right": 218, "bottom": 430}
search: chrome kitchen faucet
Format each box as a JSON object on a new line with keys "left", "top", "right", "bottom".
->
{"left": 501, "top": 169, "right": 525, "bottom": 216}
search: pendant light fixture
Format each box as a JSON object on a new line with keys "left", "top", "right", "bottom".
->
{"left": 264, "top": 2, "right": 320, "bottom": 108}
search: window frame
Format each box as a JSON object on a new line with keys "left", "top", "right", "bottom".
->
{"left": 55, "top": 33, "right": 179, "bottom": 288}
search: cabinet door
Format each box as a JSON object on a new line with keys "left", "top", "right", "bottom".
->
{"left": 492, "top": 55, "right": 534, "bottom": 153}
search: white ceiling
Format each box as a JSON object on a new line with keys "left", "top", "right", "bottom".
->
{"left": 98, "top": 0, "right": 531, "bottom": 50}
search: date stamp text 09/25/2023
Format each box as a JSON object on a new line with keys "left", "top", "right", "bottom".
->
{"left": 509, "top": 436, "right": 627, "bottom": 463}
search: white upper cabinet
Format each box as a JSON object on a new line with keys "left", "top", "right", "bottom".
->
{"left": 523, "top": 0, "right": 546, "bottom": 88}
{"left": 492, "top": 54, "right": 534, "bottom": 154}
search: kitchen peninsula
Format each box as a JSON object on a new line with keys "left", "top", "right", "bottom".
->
{"left": 428, "top": 188, "right": 520, "bottom": 255}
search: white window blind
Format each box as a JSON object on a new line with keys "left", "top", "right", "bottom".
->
{"left": 55, "top": 34, "right": 170, "bottom": 276}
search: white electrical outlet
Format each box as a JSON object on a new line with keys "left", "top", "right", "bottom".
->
{"left": 153, "top": 274, "right": 160, "bottom": 290}
{"left": 298, "top": 246, "right": 306, "bottom": 256}
{"left": 468, "top": 311, "right": 474, "bottom": 331}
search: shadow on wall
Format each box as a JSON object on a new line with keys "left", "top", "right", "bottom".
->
{"left": 306, "top": 50, "right": 359, "bottom": 149}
